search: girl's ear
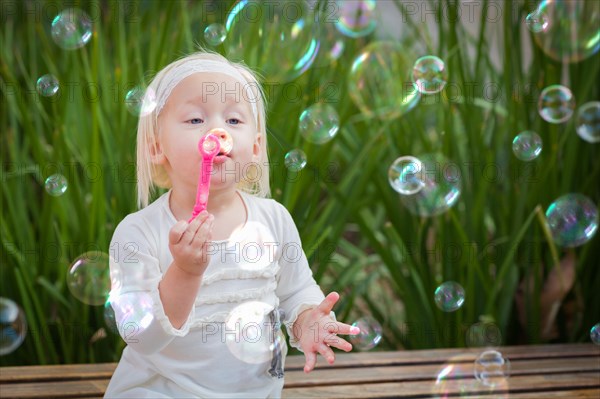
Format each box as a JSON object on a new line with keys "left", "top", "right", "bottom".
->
{"left": 149, "top": 137, "right": 166, "bottom": 164}
{"left": 253, "top": 133, "right": 262, "bottom": 160}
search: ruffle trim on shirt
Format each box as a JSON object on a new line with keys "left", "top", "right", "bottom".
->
{"left": 194, "top": 280, "right": 278, "bottom": 306}
{"left": 148, "top": 279, "right": 195, "bottom": 337}
{"left": 201, "top": 264, "right": 279, "bottom": 286}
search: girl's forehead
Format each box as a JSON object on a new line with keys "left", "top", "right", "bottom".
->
{"left": 168, "top": 72, "right": 252, "bottom": 104}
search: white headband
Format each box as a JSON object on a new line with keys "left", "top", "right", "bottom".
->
{"left": 153, "top": 59, "right": 259, "bottom": 125}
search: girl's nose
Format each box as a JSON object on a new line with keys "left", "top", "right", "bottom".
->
{"left": 207, "top": 128, "right": 233, "bottom": 155}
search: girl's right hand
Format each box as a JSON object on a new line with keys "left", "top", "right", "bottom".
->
{"left": 168, "top": 211, "right": 214, "bottom": 276}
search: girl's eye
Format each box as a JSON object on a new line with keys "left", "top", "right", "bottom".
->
{"left": 188, "top": 118, "right": 204, "bottom": 124}
{"left": 227, "top": 118, "right": 241, "bottom": 125}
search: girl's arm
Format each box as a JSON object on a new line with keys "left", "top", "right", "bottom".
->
{"left": 159, "top": 211, "right": 214, "bottom": 328}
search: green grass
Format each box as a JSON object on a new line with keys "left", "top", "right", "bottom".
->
{"left": 1, "top": 0, "right": 599, "bottom": 365}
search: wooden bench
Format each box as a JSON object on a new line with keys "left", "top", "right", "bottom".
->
{"left": 1, "top": 343, "right": 598, "bottom": 398}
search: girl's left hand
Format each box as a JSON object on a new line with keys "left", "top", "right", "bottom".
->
{"left": 293, "top": 292, "right": 360, "bottom": 373}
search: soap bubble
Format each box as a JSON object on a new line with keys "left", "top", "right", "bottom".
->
{"left": 348, "top": 41, "right": 420, "bottom": 120}
{"left": 349, "top": 316, "right": 382, "bottom": 351}
{"left": 591, "top": 323, "right": 600, "bottom": 345}
{"left": 434, "top": 281, "right": 465, "bottom": 312}
{"left": 312, "top": 18, "right": 345, "bottom": 68}
{"left": 204, "top": 23, "right": 227, "bottom": 46}
{"left": 51, "top": 8, "right": 92, "bottom": 50}
{"left": 298, "top": 103, "right": 340, "bottom": 144}
{"left": 388, "top": 156, "right": 425, "bottom": 195}
{"left": 225, "top": 301, "right": 278, "bottom": 364}
{"left": 531, "top": 0, "right": 600, "bottom": 63}
{"left": 432, "top": 355, "right": 490, "bottom": 398}
{"left": 0, "top": 298, "right": 28, "bottom": 356}
{"left": 538, "top": 85, "right": 575, "bottom": 124}
{"left": 525, "top": 10, "right": 548, "bottom": 33}
{"left": 284, "top": 149, "right": 307, "bottom": 171}
{"left": 36, "top": 74, "right": 59, "bottom": 97}
{"left": 108, "top": 292, "right": 155, "bottom": 341}
{"left": 575, "top": 101, "right": 600, "bottom": 143}
{"left": 227, "top": 221, "right": 277, "bottom": 271}
{"left": 474, "top": 350, "right": 510, "bottom": 387}
{"left": 400, "top": 153, "right": 461, "bottom": 217}
{"left": 125, "top": 86, "right": 157, "bottom": 117}
{"left": 44, "top": 174, "right": 68, "bottom": 196}
{"left": 465, "top": 322, "right": 502, "bottom": 348}
{"left": 67, "top": 252, "right": 112, "bottom": 306}
{"left": 412, "top": 56, "right": 448, "bottom": 94}
{"left": 545, "top": 194, "right": 598, "bottom": 247}
{"left": 512, "top": 131, "right": 543, "bottom": 161}
{"left": 334, "top": 0, "right": 377, "bottom": 38}
{"left": 225, "top": 0, "right": 319, "bottom": 83}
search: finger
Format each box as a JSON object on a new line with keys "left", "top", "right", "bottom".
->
{"left": 329, "top": 321, "right": 360, "bottom": 336}
{"left": 169, "top": 221, "right": 188, "bottom": 245}
{"left": 326, "top": 335, "right": 353, "bottom": 352}
{"left": 317, "top": 343, "right": 335, "bottom": 365}
{"left": 304, "top": 350, "right": 317, "bottom": 373}
{"left": 194, "top": 214, "right": 214, "bottom": 244}
{"left": 316, "top": 292, "right": 340, "bottom": 314}
{"left": 186, "top": 212, "right": 210, "bottom": 244}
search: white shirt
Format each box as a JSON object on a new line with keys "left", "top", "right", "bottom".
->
{"left": 104, "top": 190, "right": 326, "bottom": 398}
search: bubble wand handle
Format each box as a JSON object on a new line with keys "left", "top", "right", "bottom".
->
{"left": 189, "top": 134, "right": 221, "bottom": 223}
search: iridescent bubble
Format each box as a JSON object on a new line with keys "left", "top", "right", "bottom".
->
{"left": 465, "top": 322, "right": 502, "bottom": 348}
{"left": 108, "top": 292, "right": 155, "bottom": 341}
{"left": 432, "top": 355, "right": 486, "bottom": 398}
{"left": 67, "top": 251, "right": 112, "bottom": 306}
{"left": 0, "top": 298, "right": 27, "bottom": 356}
{"left": 348, "top": 41, "right": 420, "bottom": 120}
{"left": 225, "top": 0, "right": 319, "bottom": 83}
{"left": 312, "top": 18, "right": 345, "bottom": 68}
{"left": 44, "top": 174, "right": 68, "bottom": 196}
{"left": 400, "top": 153, "right": 461, "bottom": 217}
{"left": 538, "top": 85, "right": 575, "bottom": 124}
{"left": 228, "top": 221, "right": 277, "bottom": 271}
{"left": 125, "top": 86, "right": 157, "bottom": 117}
{"left": 412, "top": 56, "right": 448, "bottom": 94}
{"left": 525, "top": 10, "right": 548, "bottom": 33}
{"left": 225, "top": 301, "right": 277, "bottom": 364}
{"left": 388, "top": 156, "right": 425, "bottom": 195}
{"left": 103, "top": 302, "right": 117, "bottom": 334}
{"left": 36, "top": 74, "right": 59, "bottom": 97}
{"left": 334, "top": 0, "right": 377, "bottom": 38}
{"left": 591, "top": 323, "right": 600, "bottom": 345}
{"left": 51, "top": 8, "right": 92, "bottom": 50}
{"left": 284, "top": 149, "right": 307, "bottom": 171}
{"left": 474, "top": 350, "right": 510, "bottom": 387}
{"left": 576, "top": 101, "right": 600, "bottom": 143}
{"left": 545, "top": 193, "right": 598, "bottom": 247}
{"left": 434, "top": 281, "right": 465, "bottom": 312}
{"left": 531, "top": 0, "right": 600, "bottom": 63}
{"left": 512, "top": 131, "right": 543, "bottom": 161}
{"left": 204, "top": 23, "right": 227, "bottom": 46}
{"left": 298, "top": 103, "right": 340, "bottom": 144}
{"left": 349, "top": 316, "right": 382, "bottom": 351}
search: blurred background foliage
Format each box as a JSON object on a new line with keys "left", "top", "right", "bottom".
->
{"left": 1, "top": 0, "right": 599, "bottom": 365}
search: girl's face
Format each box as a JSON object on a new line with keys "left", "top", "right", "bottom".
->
{"left": 154, "top": 72, "right": 260, "bottom": 192}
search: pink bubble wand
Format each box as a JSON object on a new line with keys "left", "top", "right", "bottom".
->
{"left": 188, "top": 134, "right": 221, "bottom": 223}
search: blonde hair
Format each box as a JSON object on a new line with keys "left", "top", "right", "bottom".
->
{"left": 136, "top": 51, "right": 270, "bottom": 208}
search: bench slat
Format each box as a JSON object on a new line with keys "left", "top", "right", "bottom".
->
{"left": 282, "top": 372, "right": 600, "bottom": 398}
{"left": 282, "top": 356, "right": 600, "bottom": 387}
{"left": 2, "top": 343, "right": 597, "bottom": 383}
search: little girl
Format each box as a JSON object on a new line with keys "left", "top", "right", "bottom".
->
{"left": 104, "top": 51, "right": 358, "bottom": 398}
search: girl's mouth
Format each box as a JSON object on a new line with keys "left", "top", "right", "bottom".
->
{"left": 213, "top": 154, "right": 229, "bottom": 164}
